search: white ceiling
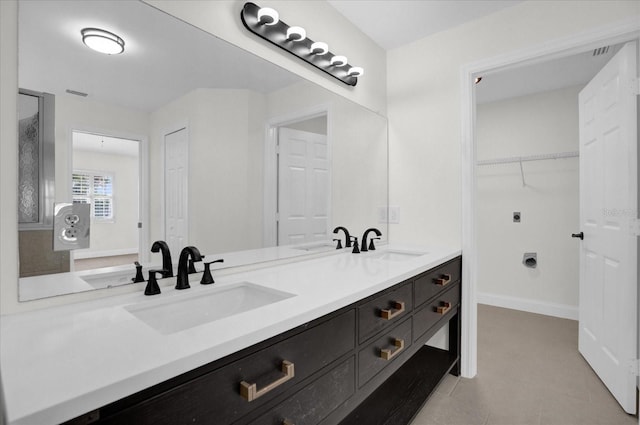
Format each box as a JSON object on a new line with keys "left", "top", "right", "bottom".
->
{"left": 327, "top": 0, "right": 622, "bottom": 102}
{"left": 327, "top": 0, "right": 524, "bottom": 51}
{"left": 73, "top": 132, "right": 140, "bottom": 157}
{"left": 19, "top": 0, "right": 301, "bottom": 113}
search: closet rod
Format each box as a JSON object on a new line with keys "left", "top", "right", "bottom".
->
{"left": 476, "top": 151, "right": 579, "bottom": 166}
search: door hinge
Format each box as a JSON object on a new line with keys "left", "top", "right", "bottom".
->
{"left": 275, "top": 212, "right": 280, "bottom": 221}
{"left": 631, "top": 219, "right": 640, "bottom": 236}
{"left": 629, "top": 359, "right": 640, "bottom": 376}
{"left": 633, "top": 78, "right": 640, "bottom": 96}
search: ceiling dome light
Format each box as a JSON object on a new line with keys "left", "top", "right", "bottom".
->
{"left": 81, "top": 28, "right": 125, "bottom": 55}
{"left": 286, "top": 26, "right": 306, "bottom": 42}
{"left": 310, "top": 41, "right": 329, "bottom": 55}
{"left": 347, "top": 66, "right": 364, "bottom": 77}
{"left": 330, "top": 55, "right": 348, "bottom": 67}
{"left": 257, "top": 7, "right": 279, "bottom": 25}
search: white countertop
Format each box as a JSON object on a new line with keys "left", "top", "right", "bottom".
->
{"left": 1, "top": 245, "right": 460, "bottom": 425}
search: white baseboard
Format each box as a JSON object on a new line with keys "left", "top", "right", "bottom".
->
{"left": 73, "top": 248, "right": 138, "bottom": 260}
{"left": 477, "top": 291, "right": 578, "bottom": 321}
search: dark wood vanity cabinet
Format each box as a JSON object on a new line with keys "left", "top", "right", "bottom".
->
{"left": 67, "top": 256, "right": 462, "bottom": 425}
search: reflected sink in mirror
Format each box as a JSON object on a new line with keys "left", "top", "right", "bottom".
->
{"left": 125, "top": 282, "right": 296, "bottom": 334}
{"left": 368, "top": 250, "right": 428, "bottom": 262}
{"left": 79, "top": 269, "right": 144, "bottom": 289}
{"left": 294, "top": 241, "right": 338, "bottom": 253}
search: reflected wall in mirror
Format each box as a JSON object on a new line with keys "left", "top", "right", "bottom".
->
{"left": 17, "top": 0, "right": 388, "bottom": 301}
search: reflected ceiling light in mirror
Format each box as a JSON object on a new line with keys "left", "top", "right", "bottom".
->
{"left": 241, "top": 2, "right": 363, "bottom": 86}
{"left": 81, "top": 28, "right": 125, "bottom": 55}
{"left": 257, "top": 7, "right": 279, "bottom": 25}
{"left": 330, "top": 55, "right": 348, "bottom": 67}
{"left": 286, "top": 26, "right": 306, "bottom": 42}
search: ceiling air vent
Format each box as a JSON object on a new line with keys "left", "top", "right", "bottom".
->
{"left": 592, "top": 46, "right": 610, "bottom": 56}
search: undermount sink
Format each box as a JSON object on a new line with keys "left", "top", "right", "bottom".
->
{"left": 125, "top": 282, "right": 296, "bottom": 334}
{"left": 368, "top": 249, "right": 427, "bottom": 262}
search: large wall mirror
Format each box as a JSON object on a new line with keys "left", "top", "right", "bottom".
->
{"left": 17, "top": 0, "right": 388, "bottom": 301}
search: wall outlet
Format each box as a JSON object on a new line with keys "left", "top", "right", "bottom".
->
{"left": 53, "top": 203, "right": 90, "bottom": 251}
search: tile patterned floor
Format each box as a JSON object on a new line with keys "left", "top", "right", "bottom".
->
{"left": 411, "top": 304, "right": 637, "bottom": 425}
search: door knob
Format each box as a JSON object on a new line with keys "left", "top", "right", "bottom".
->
{"left": 571, "top": 232, "right": 584, "bottom": 240}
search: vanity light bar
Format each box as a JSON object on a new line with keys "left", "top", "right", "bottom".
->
{"left": 241, "top": 2, "right": 362, "bottom": 87}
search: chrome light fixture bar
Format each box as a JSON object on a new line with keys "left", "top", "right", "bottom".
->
{"left": 241, "top": 2, "right": 362, "bottom": 86}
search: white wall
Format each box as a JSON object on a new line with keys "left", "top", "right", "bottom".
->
{"left": 72, "top": 150, "right": 139, "bottom": 258}
{"left": 476, "top": 86, "right": 581, "bottom": 318}
{"left": 387, "top": 1, "right": 639, "bottom": 249}
{"left": 149, "top": 88, "right": 265, "bottom": 255}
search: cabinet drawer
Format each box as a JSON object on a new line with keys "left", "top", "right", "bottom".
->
{"left": 252, "top": 357, "right": 355, "bottom": 425}
{"left": 103, "top": 310, "right": 355, "bottom": 425}
{"left": 414, "top": 257, "right": 461, "bottom": 307}
{"left": 413, "top": 282, "right": 460, "bottom": 342}
{"left": 358, "top": 281, "right": 412, "bottom": 343}
{"left": 358, "top": 317, "right": 412, "bottom": 387}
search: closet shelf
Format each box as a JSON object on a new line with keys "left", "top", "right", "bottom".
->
{"left": 476, "top": 151, "right": 579, "bottom": 166}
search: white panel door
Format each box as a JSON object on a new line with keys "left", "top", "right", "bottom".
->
{"left": 578, "top": 41, "right": 637, "bottom": 414}
{"left": 278, "top": 128, "right": 330, "bottom": 245}
{"left": 164, "top": 128, "right": 188, "bottom": 258}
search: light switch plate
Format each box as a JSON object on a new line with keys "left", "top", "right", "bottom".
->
{"left": 389, "top": 206, "right": 400, "bottom": 224}
{"left": 53, "top": 203, "right": 90, "bottom": 251}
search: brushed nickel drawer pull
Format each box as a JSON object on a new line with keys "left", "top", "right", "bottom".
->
{"left": 436, "top": 301, "right": 452, "bottom": 315}
{"left": 380, "top": 301, "right": 405, "bottom": 320}
{"left": 434, "top": 273, "right": 452, "bottom": 286}
{"left": 240, "top": 360, "right": 295, "bottom": 402}
{"left": 380, "top": 338, "right": 405, "bottom": 360}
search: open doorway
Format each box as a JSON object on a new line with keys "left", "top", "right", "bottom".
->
{"left": 71, "top": 131, "right": 141, "bottom": 271}
{"left": 463, "top": 35, "right": 637, "bottom": 410}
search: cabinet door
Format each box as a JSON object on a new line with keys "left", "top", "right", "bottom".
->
{"left": 358, "top": 317, "right": 412, "bottom": 387}
{"left": 358, "top": 282, "right": 412, "bottom": 343}
{"left": 101, "top": 310, "right": 355, "bottom": 425}
{"left": 414, "top": 257, "right": 461, "bottom": 308}
{"left": 252, "top": 357, "right": 355, "bottom": 425}
{"left": 413, "top": 282, "right": 460, "bottom": 342}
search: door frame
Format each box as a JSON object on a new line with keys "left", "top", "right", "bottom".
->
{"left": 263, "top": 104, "right": 332, "bottom": 247}
{"left": 460, "top": 18, "right": 640, "bottom": 379}
{"left": 68, "top": 126, "right": 149, "bottom": 263}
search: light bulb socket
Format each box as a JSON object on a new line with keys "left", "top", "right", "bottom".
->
{"left": 286, "top": 26, "right": 306, "bottom": 42}
{"left": 348, "top": 66, "right": 364, "bottom": 77}
{"left": 310, "top": 41, "right": 329, "bottom": 56}
{"left": 81, "top": 28, "right": 125, "bottom": 55}
{"left": 330, "top": 55, "right": 348, "bottom": 67}
{"left": 257, "top": 7, "right": 279, "bottom": 25}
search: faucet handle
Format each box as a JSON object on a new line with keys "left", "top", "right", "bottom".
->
{"left": 350, "top": 237, "right": 360, "bottom": 254}
{"left": 132, "top": 261, "right": 145, "bottom": 283}
{"left": 369, "top": 237, "right": 381, "bottom": 251}
{"left": 188, "top": 254, "right": 204, "bottom": 274}
{"left": 201, "top": 259, "right": 224, "bottom": 285}
{"left": 144, "top": 269, "right": 166, "bottom": 295}
{"left": 332, "top": 238, "right": 343, "bottom": 249}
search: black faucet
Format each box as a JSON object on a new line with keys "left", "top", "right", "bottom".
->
{"left": 151, "top": 240, "right": 173, "bottom": 278}
{"left": 201, "top": 259, "right": 224, "bottom": 285}
{"left": 361, "top": 228, "right": 382, "bottom": 252}
{"left": 132, "top": 261, "right": 145, "bottom": 283}
{"left": 144, "top": 269, "right": 166, "bottom": 296}
{"left": 333, "top": 226, "right": 352, "bottom": 248}
{"left": 176, "top": 246, "right": 202, "bottom": 290}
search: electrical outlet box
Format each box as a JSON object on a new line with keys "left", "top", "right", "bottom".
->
{"left": 53, "top": 203, "right": 90, "bottom": 251}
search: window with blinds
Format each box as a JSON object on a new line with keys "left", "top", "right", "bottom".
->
{"left": 72, "top": 171, "right": 114, "bottom": 220}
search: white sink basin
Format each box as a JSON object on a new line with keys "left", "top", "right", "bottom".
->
{"left": 368, "top": 250, "right": 427, "bottom": 262}
{"left": 294, "top": 242, "right": 337, "bottom": 252}
{"left": 125, "top": 282, "right": 296, "bottom": 334}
